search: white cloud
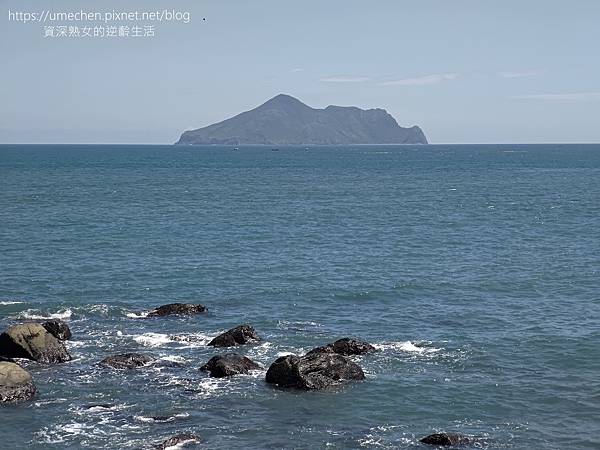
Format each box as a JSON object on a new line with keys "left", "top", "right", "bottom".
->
{"left": 320, "top": 76, "right": 371, "bottom": 83}
{"left": 500, "top": 69, "right": 546, "bottom": 78}
{"left": 379, "top": 73, "right": 459, "bottom": 86}
{"left": 512, "top": 92, "right": 600, "bottom": 102}
{"left": 290, "top": 68, "right": 303, "bottom": 73}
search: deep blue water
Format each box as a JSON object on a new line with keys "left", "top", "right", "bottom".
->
{"left": 0, "top": 144, "right": 599, "bottom": 449}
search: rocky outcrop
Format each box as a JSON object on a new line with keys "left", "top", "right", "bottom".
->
{"left": 420, "top": 432, "right": 472, "bottom": 446}
{"left": 41, "top": 320, "right": 72, "bottom": 341}
{"left": 200, "top": 353, "right": 261, "bottom": 378}
{"left": 156, "top": 433, "right": 201, "bottom": 449}
{"left": 0, "top": 323, "right": 72, "bottom": 364}
{"left": 147, "top": 303, "right": 207, "bottom": 317}
{"left": 176, "top": 94, "right": 428, "bottom": 145}
{"left": 100, "top": 353, "right": 154, "bottom": 369}
{"left": 0, "top": 362, "right": 37, "bottom": 403}
{"left": 307, "top": 338, "right": 376, "bottom": 356}
{"left": 265, "top": 352, "right": 365, "bottom": 390}
{"left": 207, "top": 325, "right": 260, "bottom": 347}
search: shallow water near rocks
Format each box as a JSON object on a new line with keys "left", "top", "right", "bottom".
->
{"left": 1, "top": 144, "right": 599, "bottom": 449}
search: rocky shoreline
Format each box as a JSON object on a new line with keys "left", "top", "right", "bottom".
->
{"left": 0, "top": 302, "right": 474, "bottom": 447}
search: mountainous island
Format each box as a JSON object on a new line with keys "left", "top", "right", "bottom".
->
{"left": 175, "top": 94, "right": 427, "bottom": 145}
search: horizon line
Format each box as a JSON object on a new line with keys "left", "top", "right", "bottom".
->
{"left": 1, "top": 142, "right": 600, "bottom": 146}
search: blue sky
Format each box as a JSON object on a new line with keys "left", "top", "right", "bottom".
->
{"left": 1, "top": 0, "right": 599, "bottom": 143}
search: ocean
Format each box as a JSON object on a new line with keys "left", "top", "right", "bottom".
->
{"left": 0, "top": 144, "right": 599, "bottom": 449}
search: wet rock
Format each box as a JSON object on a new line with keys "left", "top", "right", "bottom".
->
{"left": 265, "top": 352, "right": 365, "bottom": 390}
{"left": 41, "top": 320, "right": 72, "bottom": 341}
{"left": 100, "top": 353, "right": 154, "bottom": 369}
{"left": 0, "top": 323, "right": 72, "bottom": 364}
{"left": 207, "top": 325, "right": 260, "bottom": 347}
{"left": 155, "top": 433, "right": 201, "bottom": 449}
{"left": 0, "top": 361, "right": 37, "bottom": 403}
{"left": 147, "top": 303, "right": 207, "bottom": 317}
{"left": 200, "top": 353, "right": 261, "bottom": 377}
{"left": 84, "top": 403, "right": 114, "bottom": 410}
{"left": 307, "top": 338, "right": 376, "bottom": 356}
{"left": 420, "top": 432, "right": 471, "bottom": 446}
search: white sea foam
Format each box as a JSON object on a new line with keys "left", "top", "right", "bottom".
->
{"left": 276, "top": 320, "right": 322, "bottom": 331}
{"left": 83, "top": 405, "right": 118, "bottom": 413}
{"left": 163, "top": 437, "right": 200, "bottom": 450}
{"left": 132, "top": 332, "right": 213, "bottom": 348}
{"left": 0, "top": 300, "right": 24, "bottom": 305}
{"left": 374, "top": 341, "right": 441, "bottom": 354}
{"left": 125, "top": 311, "right": 149, "bottom": 319}
{"left": 159, "top": 355, "right": 189, "bottom": 364}
{"left": 134, "top": 412, "right": 189, "bottom": 423}
{"left": 13, "top": 308, "right": 73, "bottom": 320}
{"left": 133, "top": 332, "right": 172, "bottom": 347}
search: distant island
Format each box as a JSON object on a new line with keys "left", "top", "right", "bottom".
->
{"left": 175, "top": 94, "right": 427, "bottom": 145}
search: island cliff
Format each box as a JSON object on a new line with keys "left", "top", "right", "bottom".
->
{"left": 175, "top": 94, "right": 427, "bottom": 145}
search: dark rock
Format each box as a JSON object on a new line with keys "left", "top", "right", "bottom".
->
{"left": 265, "top": 352, "right": 365, "bottom": 390}
{"left": 0, "top": 361, "right": 37, "bottom": 403}
{"left": 42, "top": 320, "right": 72, "bottom": 340}
{"left": 100, "top": 353, "right": 154, "bottom": 369}
{"left": 147, "top": 303, "right": 207, "bottom": 317}
{"left": 207, "top": 325, "right": 260, "bottom": 347}
{"left": 0, "top": 323, "right": 72, "bottom": 364}
{"left": 307, "top": 338, "right": 376, "bottom": 356}
{"left": 156, "top": 433, "right": 201, "bottom": 449}
{"left": 420, "top": 432, "right": 471, "bottom": 446}
{"left": 200, "top": 353, "right": 261, "bottom": 378}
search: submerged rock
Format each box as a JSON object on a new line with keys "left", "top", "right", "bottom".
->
{"left": 207, "top": 325, "right": 260, "bottom": 347}
{"left": 307, "top": 338, "right": 376, "bottom": 356}
{"left": 0, "top": 362, "right": 37, "bottom": 403}
{"left": 0, "top": 323, "right": 72, "bottom": 364}
{"left": 155, "top": 433, "right": 201, "bottom": 449}
{"left": 41, "top": 320, "right": 72, "bottom": 341}
{"left": 420, "top": 432, "right": 471, "bottom": 446}
{"left": 83, "top": 403, "right": 115, "bottom": 410}
{"left": 100, "top": 353, "right": 154, "bottom": 369}
{"left": 147, "top": 303, "right": 207, "bottom": 317}
{"left": 265, "top": 352, "right": 365, "bottom": 390}
{"left": 200, "top": 353, "right": 261, "bottom": 378}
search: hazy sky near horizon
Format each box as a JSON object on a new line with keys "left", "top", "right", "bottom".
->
{"left": 1, "top": 0, "right": 599, "bottom": 144}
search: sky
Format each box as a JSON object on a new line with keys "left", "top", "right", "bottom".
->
{"left": 1, "top": 0, "right": 599, "bottom": 144}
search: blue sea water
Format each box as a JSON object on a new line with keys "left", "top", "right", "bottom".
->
{"left": 0, "top": 144, "right": 599, "bottom": 449}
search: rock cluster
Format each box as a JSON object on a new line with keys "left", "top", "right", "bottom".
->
{"left": 0, "top": 323, "right": 71, "bottom": 364}
{"left": 0, "top": 320, "right": 74, "bottom": 404}
{"left": 0, "top": 302, "right": 479, "bottom": 446}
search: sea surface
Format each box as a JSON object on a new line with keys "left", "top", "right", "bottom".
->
{"left": 0, "top": 144, "right": 599, "bottom": 450}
